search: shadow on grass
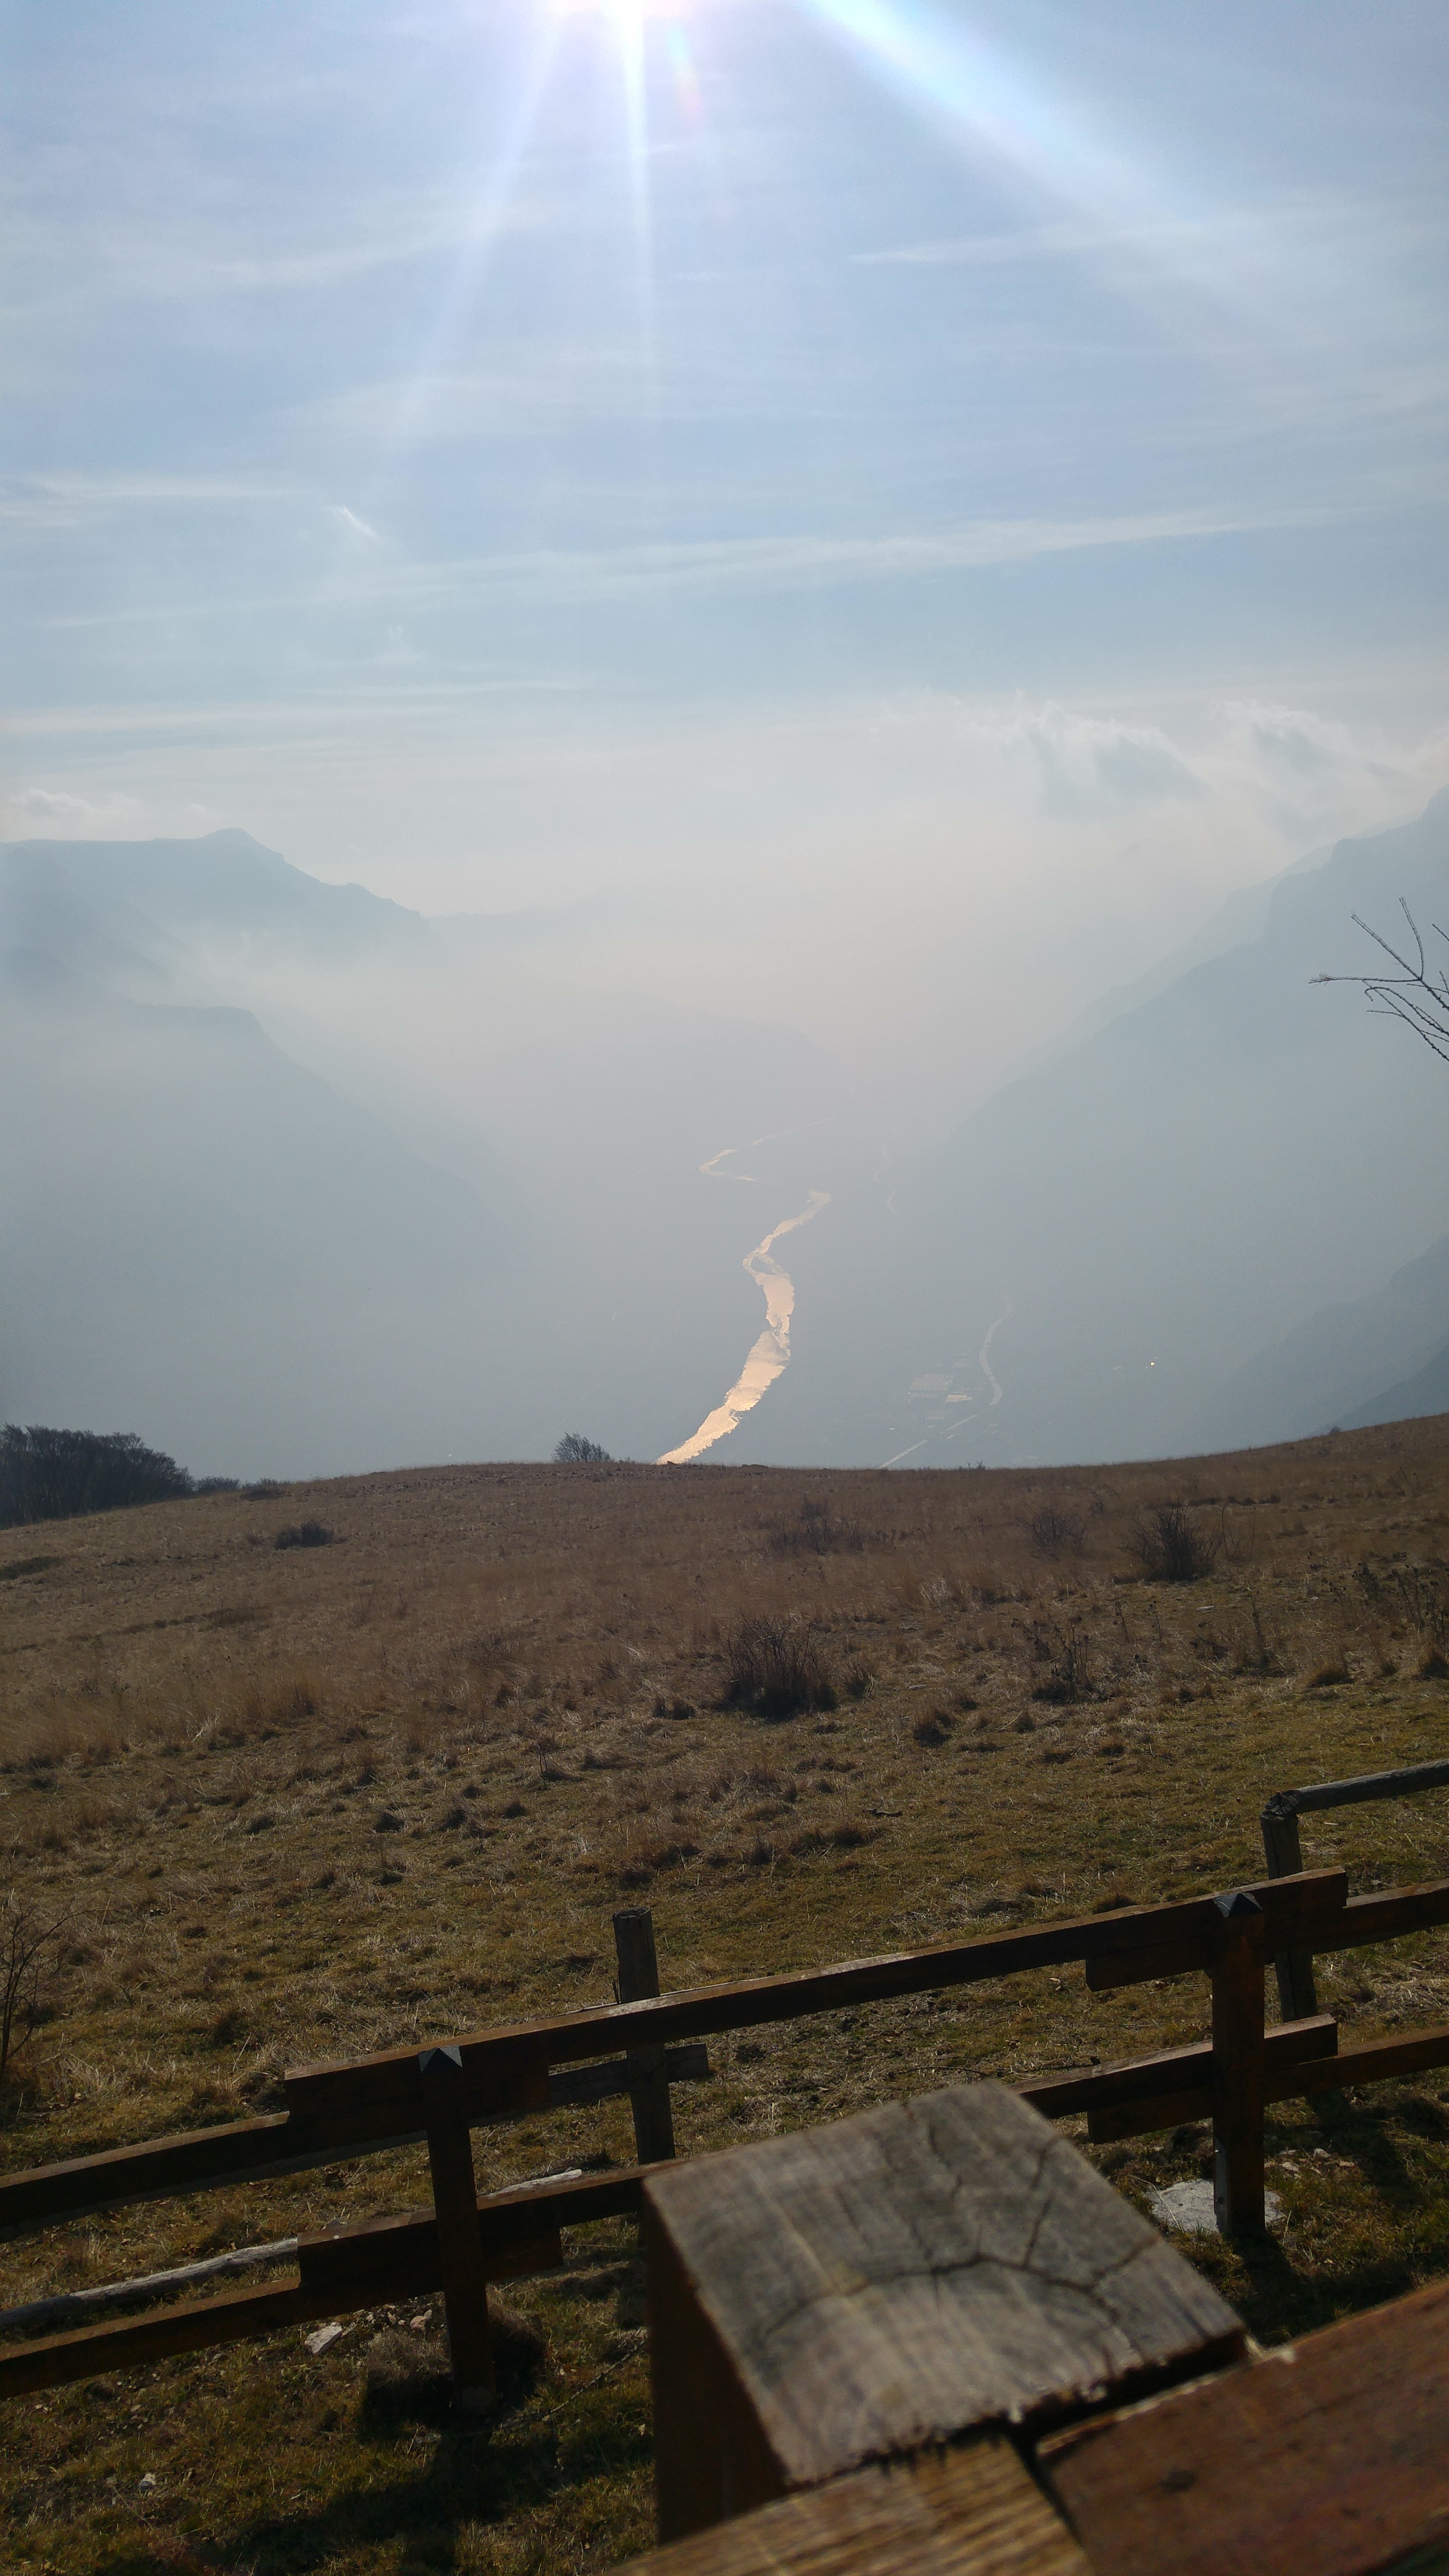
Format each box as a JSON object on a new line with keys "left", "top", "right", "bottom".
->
{"left": 219, "top": 2402, "right": 650, "bottom": 2576}
{"left": 94, "top": 2323, "right": 652, "bottom": 2576}
{"left": 1215, "top": 2227, "right": 1432, "bottom": 2346}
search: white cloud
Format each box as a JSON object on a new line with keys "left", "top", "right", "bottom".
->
{"left": 329, "top": 505, "right": 382, "bottom": 544}
{"left": 2, "top": 784, "right": 147, "bottom": 835}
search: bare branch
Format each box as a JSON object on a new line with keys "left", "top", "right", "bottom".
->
{"left": 0, "top": 1895, "right": 63, "bottom": 2099}
{"left": 1314, "top": 902, "right": 1449, "bottom": 1067}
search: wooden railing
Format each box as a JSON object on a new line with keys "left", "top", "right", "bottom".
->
{"left": 1262, "top": 1755, "right": 1449, "bottom": 2015}
{"left": 3, "top": 1864, "right": 1449, "bottom": 2403}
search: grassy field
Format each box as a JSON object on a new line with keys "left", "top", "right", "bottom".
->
{"left": 4, "top": 1421, "right": 1449, "bottom": 2574}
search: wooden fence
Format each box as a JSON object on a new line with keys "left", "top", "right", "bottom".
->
{"left": 4, "top": 1863, "right": 1449, "bottom": 2405}
{"left": 1261, "top": 1754, "right": 1449, "bottom": 2015}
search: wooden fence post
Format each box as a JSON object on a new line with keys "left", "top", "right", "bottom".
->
{"left": 1260, "top": 1799, "right": 1319, "bottom": 2019}
{"left": 613, "top": 1906, "right": 676, "bottom": 2164}
{"left": 418, "top": 2044, "right": 495, "bottom": 2411}
{"left": 1210, "top": 1891, "right": 1266, "bottom": 2238}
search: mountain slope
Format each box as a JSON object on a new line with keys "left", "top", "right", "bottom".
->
{"left": 894, "top": 790, "right": 1449, "bottom": 1466}
{"left": 1193, "top": 1230, "right": 1449, "bottom": 1449}
{"left": 0, "top": 947, "right": 524, "bottom": 1476}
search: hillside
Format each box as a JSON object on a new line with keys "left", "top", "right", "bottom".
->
{"left": 1198, "top": 1231, "right": 1449, "bottom": 1450}
{"left": 3, "top": 1425, "right": 1449, "bottom": 2570}
{"left": 883, "top": 791, "right": 1449, "bottom": 1470}
{"left": 0, "top": 947, "right": 520, "bottom": 1475}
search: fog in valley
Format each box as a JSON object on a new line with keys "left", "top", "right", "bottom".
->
{"left": 6, "top": 786, "right": 1449, "bottom": 1479}
{"left": 5, "top": 2, "right": 1448, "bottom": 1481}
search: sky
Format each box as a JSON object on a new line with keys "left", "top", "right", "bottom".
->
{"left": 3, "top": 0, "right": 1448, "bottom": 1089}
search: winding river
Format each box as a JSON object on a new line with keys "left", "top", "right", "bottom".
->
{"left": 657, "top": 1182, "right": 831, "bottom": 1465}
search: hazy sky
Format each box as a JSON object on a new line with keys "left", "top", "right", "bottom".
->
{"left": 4, "top": 0, "right": 1447, "bottom": 1065}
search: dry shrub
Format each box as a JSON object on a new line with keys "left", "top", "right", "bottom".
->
{"left": 766, "top": 1497, "right": 867, "bottom": 1558}
{"left": 1030, "top": 1621, "right": 1094, "bottom": 1704}
{"left": 240, "top": 1667, "right": 322, "bottom": 1732}
{"left": 1, "top": 1890, "right": 63, "bottom": 2118}
{"left": 272, "top": 1521, "right": 335, "bottom": 1551}
{"left": 1027, "top": 1503, "right": 1086, "bottom": 1561}
{"left": 1128, "top": 1500, "right": 1219, "bottom": 1584}
{"left": 1232, "top": 1596, "right": 1280, "bottom": 1674}
{"left": 721, "top": 1615, "right": 837, "bottom": 1720}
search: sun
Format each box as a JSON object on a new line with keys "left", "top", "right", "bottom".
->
{"left": 550, "top": 0, "right": 695, "bottom": 23}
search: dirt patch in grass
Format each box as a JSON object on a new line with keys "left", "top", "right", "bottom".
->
{"left": 3, "top": 1420, "right": 1449, "bottom": 2568}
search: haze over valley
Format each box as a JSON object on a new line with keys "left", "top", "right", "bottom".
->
{"left": 6, "top": 794, "right": 1449, "bottom": 1479}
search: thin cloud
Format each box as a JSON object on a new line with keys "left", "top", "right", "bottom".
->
{"left": 10, "top": 472, "right": 300, "bottom": 513}
{"left": 330, "top": 504, "right": 382, "bottom": 543}
{"left": 40, "top": 499, "right": 1346, "bottom": 633}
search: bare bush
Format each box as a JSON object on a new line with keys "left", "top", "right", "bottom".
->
{"left": 1, "top": 1891, "right": 62, "bottom": 2113}
{"left": 722, "top": 1615, "right": 838, "bottom": 1719}
{"left": 553, "top": 1434, "right": 611, "bottom": 1464}
{"left": 1027, "top": 1503, "right": 1086, "bottom": 1561}
{"left": 273, "top": 1522, "right": 335, "bottom": 1551}
{"left": 1030, "top": 1621, "right": 1095, "bottom": 1704}
{"left": 766, "top": 1497, "right": 866, "bottom": 1557}
{"left": 1128, "top": 1500, "right": 1219, "bottom": 1583}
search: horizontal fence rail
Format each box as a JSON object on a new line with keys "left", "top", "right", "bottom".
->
{"left": 1262, "top": 1759, "right": 1449, "bottom": 2016}
{"left": 0, "top": 1868, "right": 1357, "bottom": 2236}
{"left": 4, "top": 1863, "right": 1449, "bottom": 2400}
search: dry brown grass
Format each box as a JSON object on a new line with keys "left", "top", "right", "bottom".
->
{"left": 3, "top": 1422, "right": 1449, "bottom": 2570}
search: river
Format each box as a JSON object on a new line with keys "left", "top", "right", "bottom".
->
{"left": 657, "top": 1183, "right": 831, "bottom": 1465}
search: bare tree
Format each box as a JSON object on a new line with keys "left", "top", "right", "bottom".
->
{"left": 1314, "top": 903, "right": 1449, "bottom": 1067}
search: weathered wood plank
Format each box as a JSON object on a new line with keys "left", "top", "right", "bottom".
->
{"left": 1020, "top": 2015, "right": 1336, "bottom": 2126}
{"left": 552, "top": 2043, "right": 708, "bottom": 2111}
{"left": 1260, "top": 1806, "right": 1318, "bottom": 2016}
{"left": 644, "top": 2082, "right": 1243, "bottom": 2540}
{"left": 615, "top": 1906, "right": 678, "bottom": 2164}
{"left": 1265, "top": 1759, "right": 1449, "bottom": 1820}
{"left": 0, "top": 2164, "right": 654, "bottom": 2399}
{"left": 1336, "top": 1879, "right": 1449, "bottom": 1948}
{"left": 1209, "top": 1892, "right": 1266, "bottom": 2237}
{"left": 418, "top": 2045, "right": 496, "bottom": 2404}
{"left": 0, "top": 2052, "right": 706, "bottom": 2238}
{"left": 0, "top": 2112, "right": 305, "bottom": 2235}
{"left": 1282, "top": 2021, "right": 1449, "bottom": 2100}
{"left": 1084, "top": 1870, "right": 1346, "bottom": 1993}
{"left": 1127, "top": 1875, "right": 1449, "bottom": 2012}
{"left": 282, "top": 2029, "right": 554, "bottom": 2151}
{"left": 0, "top": 2236, "right": 301, "bottom": 2336}
{"left": 614, "top": 2437, "right": 1089, "bottom": 2574}
{"left": 1085, "top": 2019, "right": 1449, "bottom": 2143}
{"left": 1040, "top": 2275, "right": 1449, "bottom": 2576}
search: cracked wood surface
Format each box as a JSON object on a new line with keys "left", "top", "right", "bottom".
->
{"left": 1040, "top": 2274, "right": 1449, "bottom": 2576}
{"left": 617, "top": 2437, "right": 1088, "bottom": 2575}
{"left": 644, "top": 2082, "right": 1243, "bottom": 2515}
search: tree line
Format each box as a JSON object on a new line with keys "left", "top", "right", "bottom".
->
{"left": 0, "top": 1425, "right": 208, "bottom": 1528}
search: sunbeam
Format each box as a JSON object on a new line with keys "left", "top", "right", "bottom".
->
{"left": 370, "top": 14, "right": 564, "bottom": 477}
{"left": 789, "top": 0, "right": 1330, "bottom": 337}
